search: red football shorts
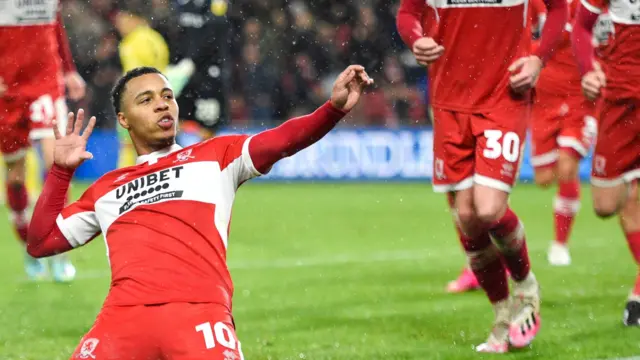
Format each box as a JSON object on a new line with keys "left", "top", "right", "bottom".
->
{"left": 432, "top": 107, "right": 528, "bottom": 193}
{"left": 530, "top": 91, "right": 597, "bottom": 168}
{"left": 591, "top": 98, "right": 640, "bottom": 187}
{"left": 0, "top": 92, "right": 67, "bottom": 161}
{"left": 70, "top": 303, "right": 244, "bottom": 360}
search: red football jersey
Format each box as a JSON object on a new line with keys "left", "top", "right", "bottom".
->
{"left": 0, "top": 0, "right": 64, "bottom": 99}
{"left": 537, "top": 0, "right": 613, "bottom": 95}
{"left": 57, "top": 136, "right": 261, "bottom": 309}
{"left": 581, "top": 0, "right": 640, "bottom": 100}
{"left": 421, "top": 0, "right": 535, "bottom": 112}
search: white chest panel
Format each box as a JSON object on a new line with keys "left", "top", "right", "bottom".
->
{"left": 0, "top": 0, "right": 58, "bottom": 26}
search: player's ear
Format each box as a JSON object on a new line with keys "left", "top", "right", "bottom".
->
{"left": 117, "top": 112, "right": 130, "bottom": 130}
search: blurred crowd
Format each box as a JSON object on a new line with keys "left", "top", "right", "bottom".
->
{"left": 61, "top": 0, "right": 430, "bottom": 130}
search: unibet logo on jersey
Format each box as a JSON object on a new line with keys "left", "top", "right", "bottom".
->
{"left": 115, "top": 166, "right": 184, "bottom": 214}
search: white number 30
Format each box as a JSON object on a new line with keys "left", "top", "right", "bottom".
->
{"left": 483, "top": 130, "right": 520, "bottom": 163}
{"left": 195, "top": 321, "right": 237, "bottom": 350}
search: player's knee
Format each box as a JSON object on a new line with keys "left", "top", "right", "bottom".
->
{"left": 475, "top": 200, "right": 507, "bottom": 224}
{"left": 456, "top": 203, "right": 476, "bottom": 229}
{"left": 5, "top": 158, "right": 26, "bottom": 184}
{"left": 593, "top": 199, "right": 618, "bottom": 219}
{"left": 534, "top": 169, "right": 555, "bottom": 188}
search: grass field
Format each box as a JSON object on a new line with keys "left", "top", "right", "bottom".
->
{"left": 1, "top": 182, "right": 638, "bottom": 360}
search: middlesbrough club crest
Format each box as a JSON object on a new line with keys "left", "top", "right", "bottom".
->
{"left": 175, "top": 149, "right": 195, "bottom": 163}
{"left": 77, "top": 338, "right": 99, "bottom": 359}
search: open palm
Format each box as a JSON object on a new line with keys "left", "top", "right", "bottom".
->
{"left": 54, "top": 109, "right": 97, "bottom": 169}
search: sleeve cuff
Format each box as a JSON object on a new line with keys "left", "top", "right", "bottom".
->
{"left": 56, "top": 215, "right": 79, "bottom": 248}
{"left": 50, "top": 163, "right": 76, "bottom": 181}
{"left": 241, "top": 135, "right": 264, "bottom": 177}
{"left": 325, "top": 101, "right": 348, "bottom": 117}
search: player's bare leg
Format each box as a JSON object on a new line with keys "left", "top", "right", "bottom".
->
{"left": 592, "top": 181, "right": 640, "bottom": 325}
{"left": 38, "top": 137, "right": 76, "bottom": 283}
{"left": 455, "top": 188, "right": 510, "bottom": 352}
{"left": 446, "top": 192, "right": 480, "bottom": 293}
{"left": 4, "top": 153, "right": 46, "bottom": 279}
{"left": 474, "top": 184, "right": 541, "bottom": 349}
{"left": 618, "top": 181, "right": 640, "bottom": 326}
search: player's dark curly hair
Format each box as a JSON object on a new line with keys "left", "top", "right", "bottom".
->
{"left": 111, "top": 66, "right": 164, "bottom": 114}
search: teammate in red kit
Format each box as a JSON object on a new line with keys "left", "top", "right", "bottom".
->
{"left": 26, "top": 65, "right": 373, "bottom": 359}
{"left": 397, "top": 0, "right": 567, "bottom": 352}
{"left": 529, "top": 0, "right": 612, "bottom": 266}
{"left": 572, "top": 0, "right": 640, "bottom": 326}
{"left": 446, "top": 0, "right": 548, "bottom": 293}
{"left": 0, "top": 0, "right": 86, "bottom": 281}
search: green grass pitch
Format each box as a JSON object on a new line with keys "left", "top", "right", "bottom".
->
{"left": 0, "top": 182, "right": 638, "bottom": 359}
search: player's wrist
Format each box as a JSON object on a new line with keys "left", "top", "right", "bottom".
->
{"left": 50, "top": 163, "right": 75, "bottom": 180}
{"left": 326, "top": 100, "right": 347, "bottom": 116}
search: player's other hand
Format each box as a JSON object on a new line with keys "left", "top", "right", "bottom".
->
{"left": 330, "top": 65, "right": 374, "bottom": 112}
{"left": 412, "top": 37, "right": 444, "bottom": 67}
{"left": 0, "top": 77, "right": 6, "bottom": 97}
{"left": 508, "top": 55, "right": 543, "bottom": 94}
{"left": 53, "top": 109, "right": 96, "bottom": 169}
{"left": 65, "top": 72, "right": 87, "bottom": 101}
{"left": 581, "top": 61, "right": 606, "bottom": 101}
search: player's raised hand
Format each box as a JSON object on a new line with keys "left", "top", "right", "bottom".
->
{"left": 412, "top": 37, "right": 444, "bottom": 67}
{"left": 64, "top": 72, "right": 87, "bottom": 101}
{"left": 330, "top": 65, "right": 374, "bottom": 112}
{"left": 52, "top": 109, "right": 96, "bottom": 169}
{"left": 581, "top": 61, "right": 606, "bottom": 101}
{"left": 508, "top": 55, "right": 544, "bottom": 94}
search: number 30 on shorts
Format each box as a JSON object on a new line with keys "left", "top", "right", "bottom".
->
{"left": 195, "top": 321, "right": 237, "bottom": 350}
{"left": 483, "top": 130, "right": 520, "bottom": 163}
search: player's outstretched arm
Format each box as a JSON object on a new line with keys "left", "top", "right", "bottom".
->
{"left": 248, "top": 65, "right": 374, "bottom": 174}
{"left": 27, "top": 110, "right": 97, "bottom": 258}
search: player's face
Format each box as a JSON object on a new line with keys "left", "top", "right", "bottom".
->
{"left": 119, "top": 73, "right": 179, "bottom": 153}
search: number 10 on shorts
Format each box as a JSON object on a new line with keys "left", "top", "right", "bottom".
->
{"left": 483, "top": 130, "right": 520, "bottom": 163}
{"left": 195, "top": 321, "right": 237, "bottom": 350}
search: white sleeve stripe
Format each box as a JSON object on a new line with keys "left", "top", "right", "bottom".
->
{"left": 580, "top": 0, "right": 602, "bottom": 14}
{"left": 241, "top": 135, "right": 263, "bottom": 177}
{"left": 56, "top": 214, "right": 80, "bottom": 248}
{"left": 56, "top": 212, "right": 100, "bottom": 248}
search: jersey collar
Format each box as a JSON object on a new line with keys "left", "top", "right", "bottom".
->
{"left": 136, "top": 144, "right": 183, "bottom": 165}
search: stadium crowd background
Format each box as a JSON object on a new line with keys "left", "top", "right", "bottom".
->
{"left": 60, "top": 0, "right": 430, "bottom": 130}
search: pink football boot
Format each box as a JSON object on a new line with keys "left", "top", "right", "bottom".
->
{"left": 446, "top": 267, "right": 480, "bottom": 293}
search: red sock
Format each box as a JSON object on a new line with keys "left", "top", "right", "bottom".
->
{"left": 461, "top": 232, "right": 509, "bottom": 303}
{"left": 633, "top": 273, "right": 640, "bottom": 297}
{"left": 6, "top": 182, "right": 29, "bottom": 242}
{"left": 554, "top": 180, "right": 580, "bottom": 245}
{"left": 490, "top": 208, "right": 531, "bottom": 282}
{"left": 626, "top": 232, "right": 640, "bottom": 265}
